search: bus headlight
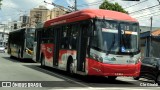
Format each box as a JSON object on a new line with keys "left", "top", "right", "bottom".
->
{"left": 92, "top": 54, "right": 103, "bottom": 62}
{"left": 98, "top": 57, "right": 103, "bottom": 62}
{"left": 135, "top": 57, "right": 142, "bottom": 64}
{"left": 26, "top": 49, "right": 33, "bottom": 55}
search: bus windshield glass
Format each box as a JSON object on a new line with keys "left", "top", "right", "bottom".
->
{"left": 26, "top": 28, "right": 35, "bottom": 49}
{"left": 120, "top": 23, "right": 139, "bottom": 53}
{"left": 93, "top": 19, "right": 139, "bottom": 54}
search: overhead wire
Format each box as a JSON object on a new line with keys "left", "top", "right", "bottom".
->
{"left": 77, "top": 0, "right": 103, "bottom": 7}
{"left": 1, "top": 0, "right": 160, "bottom": 24}
{"left": 124, "top": 0, "right": 148, "bottom": 9}
{"left": 70, "top": 0, "right": 160, "bottom": 27}
{"left": 129, "top": 4, "right": 159, "bottom": 14}
{"left": 131, "top": 5, "right": 160, "bottom": 15}
{"left": 136, "top": 13, "right": 160, "bottom": 20}
{"left": 77, "top": 0, "right": 117, "bottom": 7}
{"left": 134, "top": 9, "right": 160, "bottom": 19}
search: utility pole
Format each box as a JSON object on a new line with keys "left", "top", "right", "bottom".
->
{"left": 149, "top": 16, "right": 153, "bottom": 57}
{"left": 150, "top": 17, "right": 153, "bottom": 32}
{"left": 75, "top": 0, "right": 77, "bottom": 11}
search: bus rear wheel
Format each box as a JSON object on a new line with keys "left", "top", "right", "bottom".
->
{"left": 41, "top": 55, "right": 45, "bottom": 67}
{"left": 18, "top": 51, "right": 21, "bottom": 59}
{"left": 67, "top": 58, "right": 74, "bottom": 75}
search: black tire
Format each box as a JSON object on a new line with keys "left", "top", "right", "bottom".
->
{"left": 108, "top": 76, "right": 117, "bottom": 80}
{"left": 8, "top": 48, "right": 11, "bottom": 54}
{"left": 41, "top": 55, "right": 45, "bottom": 67}
{"left": 18, "top": 51, "right": 21, "bottom": 59}
{"left": 9, "top": 49, "right": 13, "bottom": 58}
{"left": 67, "top": 58, "right": 74, "bottom": 75}
{"left": 156, "top": 74, "right": 160, "bottom": 85}
{"left": 133, "top": 76, "right": 140, "bottom": 80}
{"left": 10, "top": 55, "right": 14, "bottom": 59}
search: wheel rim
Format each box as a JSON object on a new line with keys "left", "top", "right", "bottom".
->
{"left": 18, "top": 50, "right": 21, "bottom": 58}
{"left": 18, "top": 53, "right": 20, "bottom": 58}
{"left": 133, "top": 76, "right": 139, "bottom": 80}
{"left": 41, "top": 57, "right": 45, "bottom": 66}
{"left": 69, "top": 62, "right": 73, "bottom": 73}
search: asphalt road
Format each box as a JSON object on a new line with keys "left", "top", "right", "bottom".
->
{"left": 0, "top": 51, "right": 160, "bottom": 90}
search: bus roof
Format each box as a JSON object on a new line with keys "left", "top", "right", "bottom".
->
{"left": 44, "top": 9, "right": 138, "bottom": 27}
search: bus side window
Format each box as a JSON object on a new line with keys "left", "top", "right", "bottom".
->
{"left": 91, "top": 29, "right": 98, "bottom": 48}
{"left": 70, "top": 24, "right": 78, "bottom": 50}
{"left": 47, "top": 28, "right": 54, "bottom": 43}
{"left": 61, "top": 26, "right": 68, "bottom": 49}
{"left": 41, "top": 29, "right": 45, "bottom": 43}
{"left": 41, "top": 27, "right": 54, "bottom": 44}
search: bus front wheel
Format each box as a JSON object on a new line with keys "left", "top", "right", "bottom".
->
{"left": 133, "top": 76, "right": 140, "bottom": 80}
{"left": 156, "top": 74, "right": 160, "bottom": 85}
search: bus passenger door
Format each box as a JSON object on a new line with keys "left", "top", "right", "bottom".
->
{"left": 77, "top": 24, "right": 88, "bottom": 72}
{"left": 33, "top": 29, "right": 41, "bottom": 62}
{"left": 37, "top": 29, "right": 42, "bottom": 62}
{"left": 53, "top": 28, "right": 61, "bottom": 66}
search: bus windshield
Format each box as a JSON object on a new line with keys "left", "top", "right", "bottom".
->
{"left": 93, "top": 19, "right": 139, "bottom": 54}
{"left": 26, "top": 28, "right": 35, "bottom": 49}
{"left": 120, "top": 23, "right": 139, "bottom": 53}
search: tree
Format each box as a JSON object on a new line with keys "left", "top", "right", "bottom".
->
{"left": 99, "top": 0, "right": 128, "bottom": 14}
{"left": 0, "top": 0, "right": 2, "bottom": 9}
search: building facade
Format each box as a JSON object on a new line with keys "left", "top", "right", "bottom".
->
{"left": 20, "top": 15, "right": 30, "bottom": 28}
{"left": 50, "top": 7, "right": 66, "bottom": 19}
{"left": 29, "top": 6, "right": 51, "bottom": 28}
{"left": 29, "top": 6, "right": 66, "bottom": 28}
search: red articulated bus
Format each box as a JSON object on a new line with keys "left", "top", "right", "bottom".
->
{"left": 33, "top": 9, "right": 142, "bottom": 79}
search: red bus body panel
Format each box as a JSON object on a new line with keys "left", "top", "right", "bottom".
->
{"left": 41, "top": 44, "right": 54, "bottom": 62}
{"left": 87, "top": 58, "right": 141, "bottom": 77}
{"left": 58, "top": 49, "right": 77, "bottom": 65}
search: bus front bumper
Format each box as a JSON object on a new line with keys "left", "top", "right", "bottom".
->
{"left": 86, "top": 58, "right": 141, "bottom": 77}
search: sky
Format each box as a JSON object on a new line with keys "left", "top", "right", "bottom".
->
{"left": 0, "top": 0, "right": 160, "bottom": 27}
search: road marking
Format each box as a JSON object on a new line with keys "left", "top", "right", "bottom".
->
{"left": 49, "top": 87, "right": 160, "bottom": 90}
{"left": 116, "top": 77, "right": 136, "bottom": 81}
{"left": 37, "top": 67, "right": 93, "bottom": 88}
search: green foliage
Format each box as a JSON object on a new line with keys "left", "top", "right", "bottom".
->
{"left": 0, "top": 0, "right": 2, "bottom": 4}
{"left": 99, "top": 0, "right": 128, "bottom": 14}
{"left": 0, "top": 0, "right": 2, "bottom": 9}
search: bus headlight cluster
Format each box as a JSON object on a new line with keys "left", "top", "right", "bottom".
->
{"left": 26, "top": 49, "right": 33, "bottom": 55}
{"left": 92, "top": 54, "right": 103, "bottom": 62}
{"left": 135, "top": 57, "right": 142, "bottom": 64}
